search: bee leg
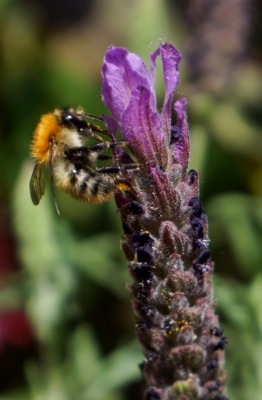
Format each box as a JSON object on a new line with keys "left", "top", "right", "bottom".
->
{"left": 89, "top": 141, "right": 127, "bottom": 153}
{"left": 64, "top": 146, "right": 90, "bottom": 159}
{"left": 84, "top": 113, "right": 112, "bottom": 137}
{"left": 87, "top": 123, "right": 109, "bottom": 136}
{"left": 66, "top": 144, "right": 113, "bottom": 160}
{"left": 97, "top": 164, "right": 138, "bottom": 193}
{"left": 97, "top": 164, "right": 138, "bottom": 174}
{"left": 97, "top": 166, "right": 122, "bottom": 174}
{"left": 81, "top": 123, "right": 110, "bottom": 141}
{"left": 78, "top": 127, "right": 105, "bottom": 142}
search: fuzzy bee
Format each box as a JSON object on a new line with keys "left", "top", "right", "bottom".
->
{"left": 29, "top": 106, "right": 133, "bottom": 214}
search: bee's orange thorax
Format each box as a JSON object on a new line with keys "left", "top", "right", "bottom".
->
{"left": 31, "top": 112, "right": 61, "bottom": 164}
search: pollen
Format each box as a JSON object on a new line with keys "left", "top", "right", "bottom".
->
{"left": 31, "top": 112, "right": 61, "bottom": 164}
{"left": 116, "top": 180, "right": 133, "bottom": 191}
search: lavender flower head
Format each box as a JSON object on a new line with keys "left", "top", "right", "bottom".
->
{"left": 102, "top": 43, "right": 228, "bottom": 400}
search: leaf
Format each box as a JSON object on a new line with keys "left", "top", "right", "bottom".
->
{"left": 69, "top": 235, "right": 130, "bottom": 299}
{"left": 83, "top": 341, "right": 142, "bottom": 400}
{"left": 12, "top": 161, "right": 77, "bottom": 342}
{"left": 207, "top": 194, "right": 262, "bottom": 278}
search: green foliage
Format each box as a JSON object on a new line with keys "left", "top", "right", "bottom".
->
{"left": 10, "top": 162, "right": 141, "bottom": 399}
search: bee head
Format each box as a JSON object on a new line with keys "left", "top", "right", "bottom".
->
{"left": 60, "top": 107, "right": 87, "bottom": 131}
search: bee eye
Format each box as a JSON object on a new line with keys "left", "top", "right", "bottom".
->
{"left": 62, "top": 110, "right": 87, "bottom": 130}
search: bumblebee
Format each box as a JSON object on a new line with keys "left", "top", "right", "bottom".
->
{"left": 29, "top": 106, "right": 133, "bottom": 214}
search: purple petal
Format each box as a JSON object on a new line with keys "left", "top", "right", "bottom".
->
{"left": 173, "top": 98, "right": 190, "bottom": 175}
{"left": 101, "top": 46, "right": 153, "bottom": 123}
{"left": 152, "top": 43, "right": 181, "bottom": 131}
{"left": 121, "top": 86, "right": 167, "bottom": 166}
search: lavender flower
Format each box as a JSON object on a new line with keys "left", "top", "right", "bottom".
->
{"left": 102, "top": 43, "right": 228, "bottom": 400}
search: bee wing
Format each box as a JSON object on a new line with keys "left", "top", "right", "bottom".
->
{"left": 29, "top": 162, "right": 46, "bottom": 205}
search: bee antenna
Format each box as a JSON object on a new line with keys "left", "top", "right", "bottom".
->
{"left": 83, "top": 112, "right": 104, "bottom": 122}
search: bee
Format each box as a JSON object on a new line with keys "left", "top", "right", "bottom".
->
{"left": 29, "top": 106, "right": 133, "bottom": 214}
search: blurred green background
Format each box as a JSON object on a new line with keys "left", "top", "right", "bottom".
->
{"left": 0, "top": 0, "right": 261, "bottom": 399}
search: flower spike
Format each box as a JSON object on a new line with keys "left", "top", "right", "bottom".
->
{"left": 102, "top": 43, "right": 228, "bottom": 400}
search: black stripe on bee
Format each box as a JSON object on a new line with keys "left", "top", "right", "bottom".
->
{"left": 89, "top": 179, "right": 101, "bottom": 196}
